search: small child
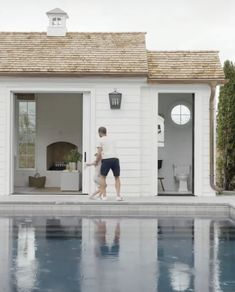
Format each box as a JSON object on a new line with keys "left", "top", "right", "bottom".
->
{"left": 86, "top": 154, "right": 103, "bottom": 200}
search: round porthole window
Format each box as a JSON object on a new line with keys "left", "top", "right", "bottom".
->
{"left": 171, "top": 104, "right": 191, "bottom": 125}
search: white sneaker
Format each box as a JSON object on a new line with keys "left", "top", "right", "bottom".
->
{"left": 116, "top": 196, "right": 123, "bottom": 201}
{"left": 89, "top": 195, "right": 96, "bottom": 200}
{"left": 101, "top": 196, "right": 107, "bottom": 201}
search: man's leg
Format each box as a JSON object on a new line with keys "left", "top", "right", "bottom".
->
{"left": 100, "top": 175, "right": 107, "bottom": 198}
{"left": 115, "top": 176, "right": 121, "bottom": 197}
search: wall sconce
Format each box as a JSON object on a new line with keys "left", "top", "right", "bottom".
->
{"left": 109, "top": 90, "right": 122, "bottom": 109}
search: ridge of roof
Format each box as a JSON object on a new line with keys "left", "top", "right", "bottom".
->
{"left": 46, "top": 8, "right": 68, "bottom": 15}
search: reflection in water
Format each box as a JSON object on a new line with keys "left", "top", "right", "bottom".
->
{"left": 12, "top": 217, "right": 82, "bottom": 292}
{"left": 16, "top": 221, "right": 38, "bottom": 292}
{"left": 213, "top": 221, "right": 235, "bottom": 291}
{"left": 169, "top": 262, "right": 191, "bottom": 291}
{"left": 94, "top": 220, "right": 120, "bottom": 258}
{"left": 0, "top": 216, "right": 234, "bottom": 292}
{"left": 157, "top": 219, "right": 194, "bottom": 291}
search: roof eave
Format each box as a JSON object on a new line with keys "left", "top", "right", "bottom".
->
{"left": 0, "top": 71, "right": 148, "bottom": 78}
{"left": 147, "top": 78, "right": 226, "bottom": 85}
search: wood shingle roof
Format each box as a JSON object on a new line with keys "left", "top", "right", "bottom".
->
{"left": 147, "top": 51, "right": 225, "bottom": 82}
{"left": 0, "top": 32, "right": 225, "bottom": 82}
{"left": 0, "top": 32, "right": 148, "bottom": 76}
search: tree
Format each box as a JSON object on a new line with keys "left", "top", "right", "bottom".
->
{"left": 217, "top": 60, "right": 235, "bottom": 190}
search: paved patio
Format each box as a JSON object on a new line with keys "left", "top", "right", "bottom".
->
{"left": 0, "top": 194, "right": 235, "bottom": 220}
{"left": 0, "top": 193, "right": 234, "bottom": 206}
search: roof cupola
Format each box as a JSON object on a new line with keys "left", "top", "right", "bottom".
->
{"left": 46, "top": 8, "right": 68, "bottom": 36}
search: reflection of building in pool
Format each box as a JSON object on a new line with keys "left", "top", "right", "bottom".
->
{"left": 94, "top": 220, "right": 120, "bottom": 257}
{"left": 15, "top": 220, "right": 38, "bottom": 292}
{"left": 12, "top": 217, "right": 83, "bottom": 292}
{"left": 157, "top": 219, "right": 194, "bottom": 291}
{"left": 1, "top": 216, "right": 233, "bottom": 292}
{"left": 38, "top": 218, "right": 83, "bottom": 291}
{"left": 46, "top": 217, "right": 82, "bottom": 239}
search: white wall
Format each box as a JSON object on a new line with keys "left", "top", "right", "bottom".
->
{"left": 14, "top": 93, "right": 83, "bottom": 187}
{"left": 140, "top": 87, "right": 158, "bottom": 196}
{"left": 199, "top": 86, "right": 215, "bottom": 196}
{"left": 158, "top": 93, "right": 193, "bottom": 192}
{"left": 0, "top": 77, "right": 215, "bottom": 196}
{"left": 0, "top": 86, "right": 9, "bottom": 195}
{"left": 94, "top": 85, "right": 145, "bottom": 196}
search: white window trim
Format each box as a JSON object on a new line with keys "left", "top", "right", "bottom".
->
{"left": 16, "top": 98, "right": 37, "bottom": 171}
{"left": 169, "top": 101, "right": 192, "bottom": 128}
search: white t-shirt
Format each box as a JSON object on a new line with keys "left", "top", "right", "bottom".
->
{"left": 98, "top": 136, "right": 117, "bottom": 159}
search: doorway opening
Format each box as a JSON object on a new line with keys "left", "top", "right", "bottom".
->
{"left": 13, "top": 92, "right": 84, "bottom": 194}
{"left": 158, "top": 93, "right": 194, "bottom": 195}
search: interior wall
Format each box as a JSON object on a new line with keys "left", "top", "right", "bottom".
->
{"left": 14, "top": 93, "right": 83, "bottom": 187}
{"left": 158, "top": 93, "right": 193, "bottom": 192}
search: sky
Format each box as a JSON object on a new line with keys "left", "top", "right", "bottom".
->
{"left": 0, "top": 0, "right": 234, "bottom": 63}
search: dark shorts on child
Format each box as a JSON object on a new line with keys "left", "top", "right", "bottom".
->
{"left": 101, "top": 158, "right": 120, "bottom": 177}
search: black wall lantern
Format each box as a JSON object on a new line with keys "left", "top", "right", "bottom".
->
{"left": 109, "top": 90, "right": 122, "bottom": 109}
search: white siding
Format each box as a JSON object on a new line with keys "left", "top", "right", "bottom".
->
{"left": 0, "top": 87, "right": 9, "bottom": 195}
{"left": 193, "top": 85, "right": 215, "bottom": 196}
{"left": 140, "top": 87, "right": 158, "bottom": 196}
{"left": 95, "top": 86, "right": 143, "bottom": 196}
{"left": 201, "top": 86, "right": 215, "bottom": 196}
{"left": 0, "top": 77, "right": 148, "bottom": 196}
{"left": 0, "top": 77, "right": 215, "bottom": 196}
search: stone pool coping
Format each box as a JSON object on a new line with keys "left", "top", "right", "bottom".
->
{"left": 0, "top": 195, "right": 235, "bottom": 220}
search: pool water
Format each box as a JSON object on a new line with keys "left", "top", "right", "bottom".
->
{"left": 0, "top": 216, "right": 235, "bottom": 292}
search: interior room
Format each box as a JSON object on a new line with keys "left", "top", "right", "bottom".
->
{"left": 13, "top": 92, "right": 83, "bottom": 194}
{"left": 158, "top": 93, "right": 194, "bottom": 195}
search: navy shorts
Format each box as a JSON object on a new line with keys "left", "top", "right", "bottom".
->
{"left": 101, "top": 158, "right": 120, "bottom": 177}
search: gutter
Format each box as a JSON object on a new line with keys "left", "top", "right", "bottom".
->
{"left": 148, "top": 78, "right": 226, "bottom": 84}
{"left": 209, "top": 82, "right": 222, "bottom": 193}
{"left": 0, "top": 72, "right": 148, "bottom": 78}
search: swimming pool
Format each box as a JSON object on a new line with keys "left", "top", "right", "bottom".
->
{"left": 0, "top": 216, "right": 235, "bottom": 292}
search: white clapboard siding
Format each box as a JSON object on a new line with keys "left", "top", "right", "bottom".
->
{"left": 117, "top": 141, "right": 141, "bottom": 148}
{"left": 105, "top": 177, "right": 147, "bottom": 185}
{"left": 118, "top": 148, "right": 141, "bottom": 155}
{"left": 0, "top": 77, "right": 216, "bottom": 197}
{"left": 95, "top": 85, "right": 142, "bottom": 196}
{"left": 96, "top": 110, "right": 141, "bottom": 119}
{"left": 119, "top": 170, "right": 141, "bottom": 178}
{"left": 96, "top": 102, "right": 141, "bottom": 111}
{"left": 200, "top": 86, "right": 214, "bottom": 196}
{"left": 96, "top": 118, "right": 149, "bottom": 126}
{"left": 139, "top": 87, "right": 156, "bottom": 195}
{"left": 0, "top": 94, "right": 6, "bottom": 195}
{"left": 104, "top": 184, "right": 143, "bottom": 194}
{"left": 97, "top": 124, "right": 141, "bottom": 134}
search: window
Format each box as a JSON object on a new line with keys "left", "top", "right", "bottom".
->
{"left": 18, "top": 98, "right": 36, "bottom": 169}
{"left": 171, "top": 104, "right": 191, "bottom": 125}
{"left": 52, "top": 17, "right": 62, "bottom": 26}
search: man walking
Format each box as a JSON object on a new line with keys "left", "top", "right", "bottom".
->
{"left": 96, "top": 127, "right": 123, "bottom": 201}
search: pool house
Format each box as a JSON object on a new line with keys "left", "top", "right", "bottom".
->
{"left": 0, "top": 8, "right": 225, "bottom": 197}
